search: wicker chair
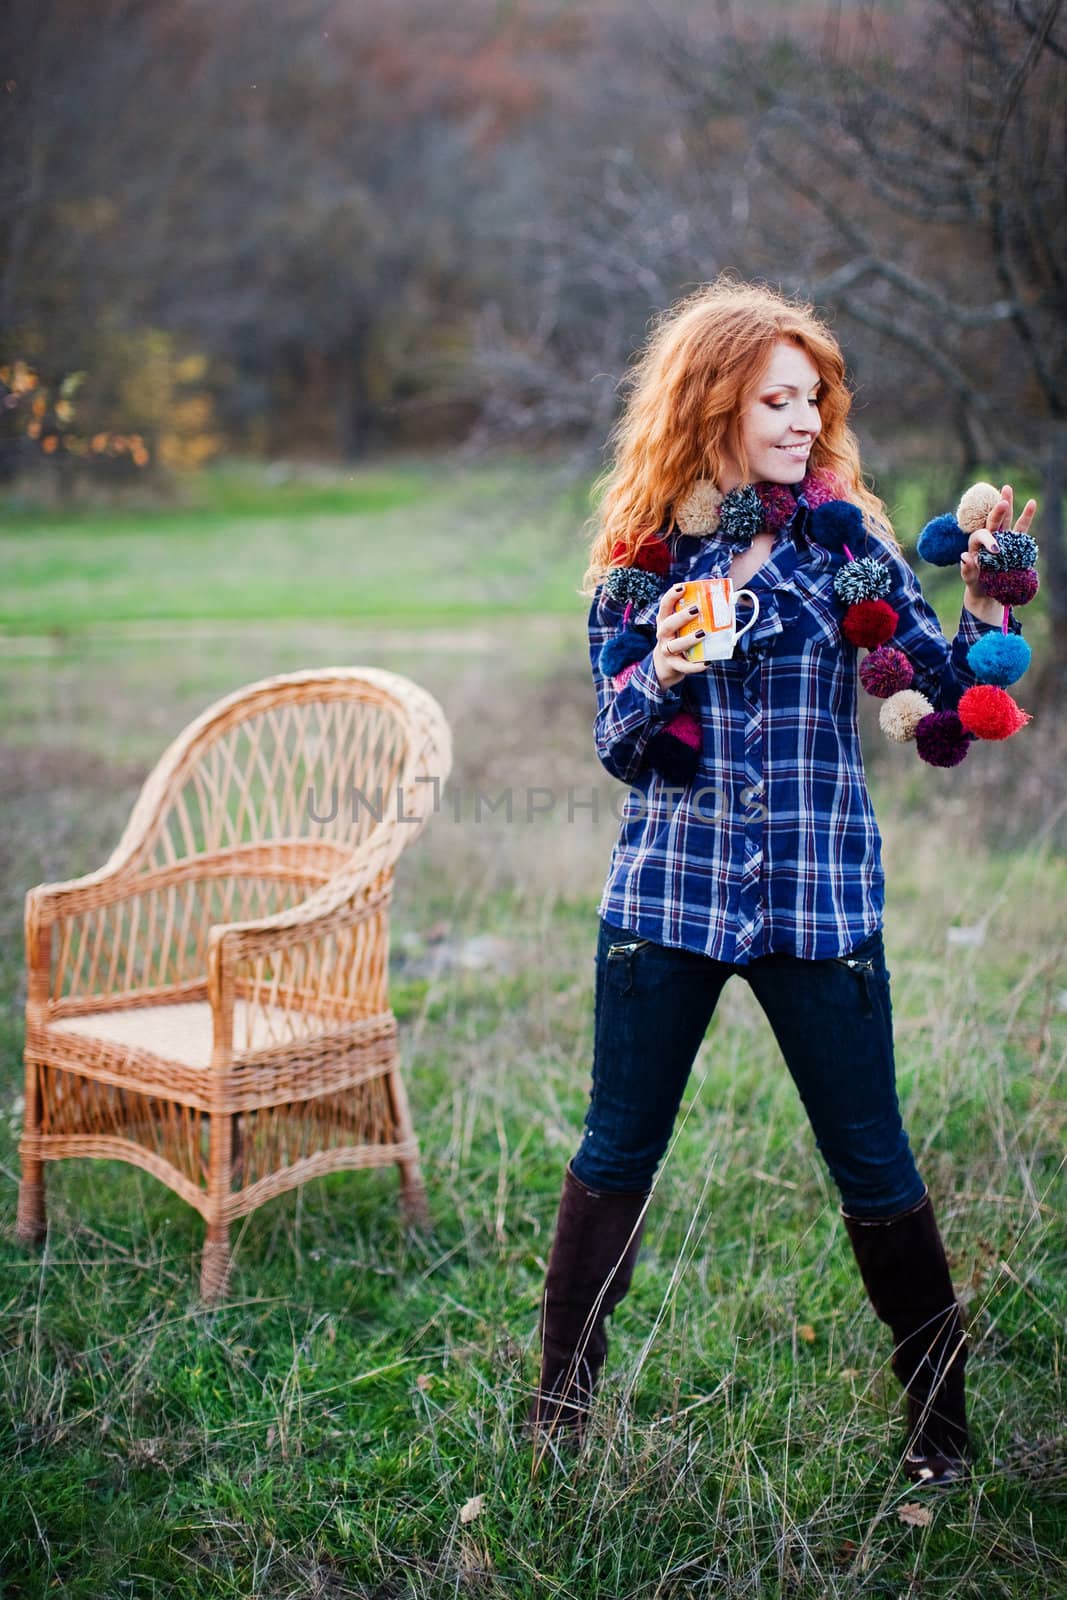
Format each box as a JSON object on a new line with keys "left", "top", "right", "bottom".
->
{"left": 17, "top": 666, "right": 452, "bottom": 1301}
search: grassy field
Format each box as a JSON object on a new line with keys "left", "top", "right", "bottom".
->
{"left": 1, "top": 460, "right": 1064, "bottom": 1598}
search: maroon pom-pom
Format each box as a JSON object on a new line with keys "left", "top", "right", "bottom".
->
{"left": 842, "top": 598, "right": 899, "bottom": 648}
{"left": 915, "top": 710, "right": 972, "bottom": 767}
{"left": 859, "top": 645, "right": 913, "bottom": 698}
{"left": 802, "top": 467, "right": 847, "bottom": 508}
{"left": 609, "top": 534, "right": 673, "bottom": 576}
{"left": 979, "top": 567, "right": 1039, "bottom": 606}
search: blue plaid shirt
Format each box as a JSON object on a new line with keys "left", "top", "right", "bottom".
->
{"left": 592, "top": 497, "right": 1023, "bottom": 964}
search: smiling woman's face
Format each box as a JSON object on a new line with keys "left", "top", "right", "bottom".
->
{"left": 719, "top": 340, "right": 823, "bottom": 491}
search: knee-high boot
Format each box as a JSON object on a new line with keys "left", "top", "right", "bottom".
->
{"left": 530, "top": 1162, "right": 650, "bottom": 1436}
{"left": 842, "top": 1190, "right": 970, "bottom": 1485}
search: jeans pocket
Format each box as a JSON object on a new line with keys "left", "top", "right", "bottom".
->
{"left": 603, "top": 934, "right": 654, "bottom": 995}
{"left": 831, "top": 936, "right": 882, "bottom": 1020}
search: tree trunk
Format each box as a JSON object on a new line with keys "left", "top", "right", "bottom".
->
{"left": 1034, "top": 419, "right": 1067, "bottom": 701}
{"left": 336, "top": 314, "right": 372, "bottom": 461}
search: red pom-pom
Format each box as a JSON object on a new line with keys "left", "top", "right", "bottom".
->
{"left": 842, "top": 598, "right": 899, "bottom": 648}
{"left": 611, "top": 534, "right": 672, "bottom": 575}
{"left": 957, "top": 684, "right": 1032, "bottom": 739}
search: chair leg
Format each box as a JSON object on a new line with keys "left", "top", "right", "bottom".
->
{"left": 200, "top": 1223, "right": 233, "bottom": 1304}
{"left": 16, "top": 1161, "right": 47, "bottom": 1246}
{"left": 384, "top": 1065, "right": 429, "bottom": 1227}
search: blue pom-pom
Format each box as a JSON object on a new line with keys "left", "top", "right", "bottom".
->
{"left": 917, "top": 513, "right": 968, "bottom": 566}
{"left": 809, "top": 500, "right": 865, "bottom": 553}
{"left": 966, "top": 631, "right": 1032, "bottom": 687}
{"left": 600, "top": 628, "right": 653, "bottom": 676}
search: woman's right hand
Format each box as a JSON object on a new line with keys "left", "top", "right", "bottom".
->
{"left": 653, "top": 585, "right": 708, "bottom": 689}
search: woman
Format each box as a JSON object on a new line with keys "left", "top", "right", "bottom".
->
{"left": 530, "top": 278, "right": 1036, "bottom": 1487}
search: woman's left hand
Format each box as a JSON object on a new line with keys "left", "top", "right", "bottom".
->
{"left": 960, "top": 484, "right": 1037, "bottom": 612}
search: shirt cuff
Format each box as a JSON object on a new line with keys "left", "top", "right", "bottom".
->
{"left": 957, "top": 602, "right": 1023, "bottom": 644}
{"left": 626, "top": 649, "right": 686, "bottom": 716}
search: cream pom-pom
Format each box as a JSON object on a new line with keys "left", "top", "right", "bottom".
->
{"left": 879, "top": 688, "right": 935, "bottom": 742}
{"left": 675, "top": 479, "right": 724, "bottom": 535}
{"left": 956, "top": 481, "right": 1001, "bottom": 534}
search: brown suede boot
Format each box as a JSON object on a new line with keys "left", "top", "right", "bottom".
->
{"left": 529, "top": 1163, "right": 650, "bottom": 1440}
{"left": 843, "top": 1190, "right": 971, "bottom": 1486}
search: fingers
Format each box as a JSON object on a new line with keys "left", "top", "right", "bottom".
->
{"left": 1015, "top": 497, "right": 1038, "bottom": 534}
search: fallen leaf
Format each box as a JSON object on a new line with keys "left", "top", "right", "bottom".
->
{"left": 459, "top": 1494, "right": 485, "bottom": 1525}
{"left": 897, "top": 1502, "right": 933, "bottom": 1527}
{"left": 798, "top": 1324, "right": 816, "bottom": 1344}
{"left": 416, "top": 1374, "right": 433, "bottom": 1392}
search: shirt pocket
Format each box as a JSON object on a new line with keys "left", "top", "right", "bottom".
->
{"left": 781, "top": 573, "right": 842, "bottom": 650}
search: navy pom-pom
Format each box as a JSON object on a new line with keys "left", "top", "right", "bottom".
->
{"left": 809, "top": 500, "right": 865, "bottom": 553}
{"left": 976, "top": 530, "right": 1039, "bottom": 572}
{"left": 966, "top": 631, "right": 1032, "bottom": 687}
{"left": 646, "top": 729, "right": 701, "bottom": 785}
{"left": 917, "top": 513, "right": 968, "bottom": 566}
{"left": 833, "top": 556, "right": 892, "bottom": 605}
{"left": 603, "top": 566, "right": 664, "bottom": 608}
{"left": 599, "top": 628, "right": 653, "bottom": 677}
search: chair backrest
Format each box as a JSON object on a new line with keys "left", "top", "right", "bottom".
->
{"left": 45, "top": 669, "right": 451, "bottom": 1006}
{"left": 142, "top": 670, "right": 423, "bottom": 872}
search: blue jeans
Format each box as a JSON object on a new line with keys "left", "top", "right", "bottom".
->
{"left": 571, "top": 916, "right": 926, "bottom": 1219}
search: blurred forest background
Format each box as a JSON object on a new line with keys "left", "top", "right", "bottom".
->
{"left": 3, "top": 0, "right": 1066, "bottom": 693}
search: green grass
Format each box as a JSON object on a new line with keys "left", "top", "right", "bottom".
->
{"left": 0, "top": 456, "right": 593, "bottom": 630}
{"left": 0, "top": 457, "right": 1064, "bottom": 1597}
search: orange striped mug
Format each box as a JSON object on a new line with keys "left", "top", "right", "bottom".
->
{"left": 674, "top": 578, "right": 760, "bottom": 663}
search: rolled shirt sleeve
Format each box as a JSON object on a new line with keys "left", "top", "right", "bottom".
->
{"left": 588, "top": 587, "right": 686, "bottom": 783}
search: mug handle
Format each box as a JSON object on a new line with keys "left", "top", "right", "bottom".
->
{"left": 734, "top": 589, "right": 760, "bottom": 639}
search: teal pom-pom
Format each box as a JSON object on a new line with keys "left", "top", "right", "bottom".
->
{"left": 977, "top": 530, "right": 1039, "bottom": 572}
{"left": 833, "top": 556, "right": 891, "bottom": 604}
{"left": 966, "top": 631, "right": 1032, "bottom": 687}
{"left": 918, "top": 513, "right": 968, "bottom": 566}
{"left": 603, "top": 566, "right": 663, "bottom": 608}
{"left": 810, "top": 500, "right": 865, "bottom": 553}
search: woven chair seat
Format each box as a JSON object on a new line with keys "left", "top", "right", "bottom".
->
{"left": 50, "top": 1000, "right": 314, "bottom": 1071}
{"left": 18, "top": 666, "right": 452, "bottom": 1301}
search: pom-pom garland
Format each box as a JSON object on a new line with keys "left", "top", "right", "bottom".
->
{"left": 837, "top": 479, "right": 1037, "bottom": 765}
{"left": 600, "top": 475, "right": 1036, "bottom": 787}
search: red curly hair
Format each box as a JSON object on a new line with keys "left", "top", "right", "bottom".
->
{"left": 581, "top": 275, "right": 898, "bottom": 595}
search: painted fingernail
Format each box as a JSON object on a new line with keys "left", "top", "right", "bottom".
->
{"left": 694, "top": 630, "right": 706, "bottom": 638}
{"left": 689, "top": 605, "right": 699, "bottom": 614}
{"left": 675, "top": 583, "right": 685, "bottom": 591}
